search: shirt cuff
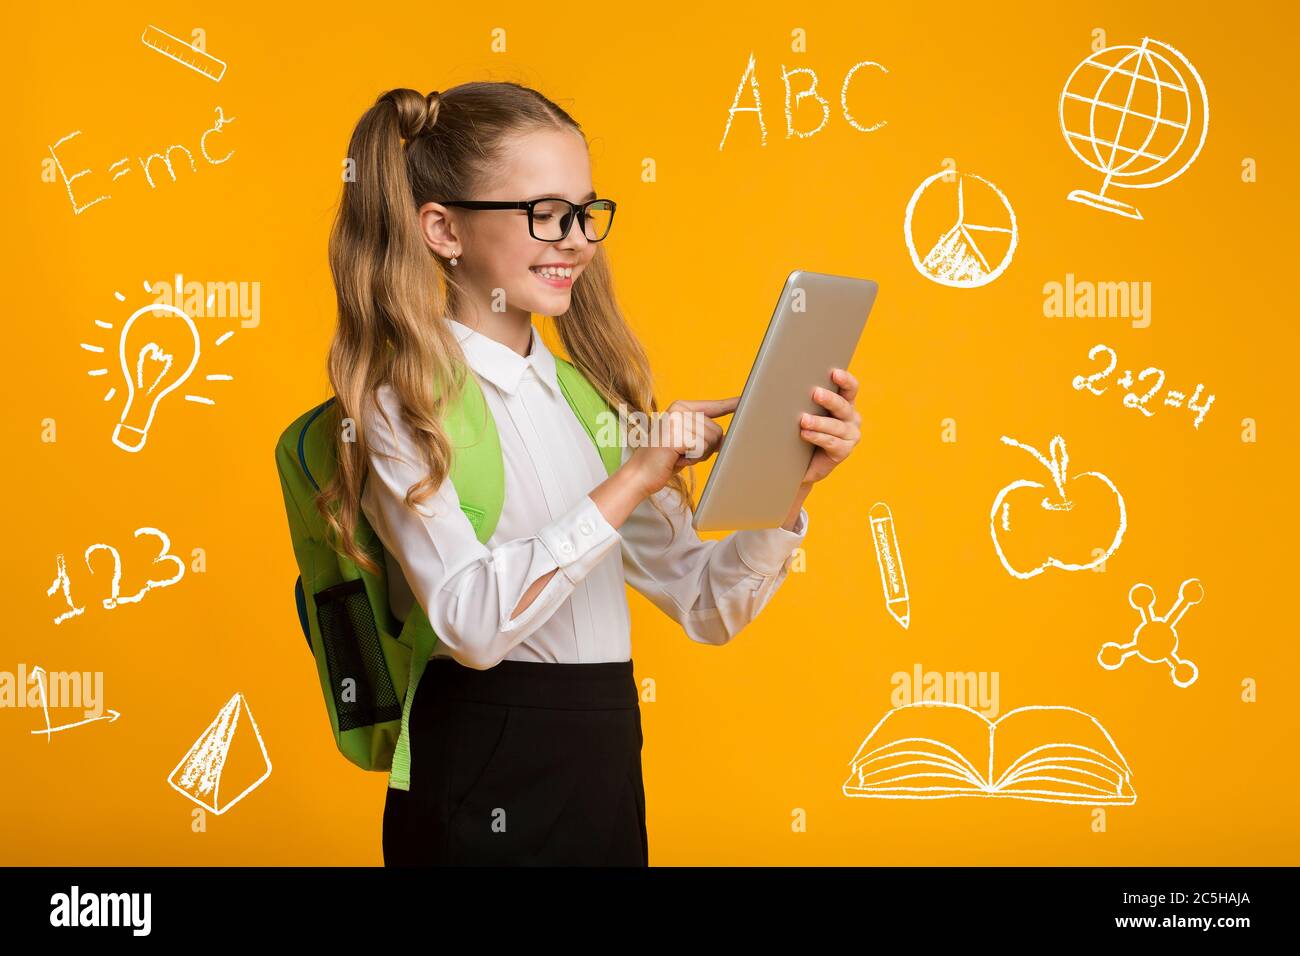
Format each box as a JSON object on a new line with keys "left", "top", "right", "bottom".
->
{"left": 733, "top": 506, "right": 810, "bottom": 576}
{"left": 537, "top": 494, "right": 622, "bottom": 584}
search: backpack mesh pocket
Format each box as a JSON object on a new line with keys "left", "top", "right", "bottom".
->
{"left": 312, "top": 579, "right": 401, "bottom": 732}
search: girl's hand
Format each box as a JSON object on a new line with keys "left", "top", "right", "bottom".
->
{"left": 627, "top": 397, "right": 739, "bottom": 497}
{"left": 798, "top": 368, "right": 861, "bottom": 484}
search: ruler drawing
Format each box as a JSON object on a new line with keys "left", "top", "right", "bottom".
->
{"left": 141, "top": 25, "right": 227, "bottom": 82}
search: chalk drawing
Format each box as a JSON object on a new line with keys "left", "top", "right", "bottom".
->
{"left": 48, "top": 526, "right": 186, "bottom": 624}
{"left": 141, "top": 25, "right": 228, "bottom": 82}
{"left": 1072, "top": 343, "right": 1215, "bottom": 429}
{"left": 843, "top": 701, "right": 1136, "bottom": 805}
{"left": 904, "top": 169, "right": 1017, "bottom": 288}
{"left": 990, "top": 434, "right": 1126, "bottom": 579}
{"left": 869, "top": 502, "right": 911, "bottom": 630}
{"left": 82, "top": 280, "right": 237, "bottom": 452}
{"left": 1060, "top": 37, "right": 1209, "bottom": 220}
{"left": 167, "top": 692, "right": 272, "bottom": 816}
{"left": 1099, "top": 578, "right": 1203, "bottom": 687}
{"left": 48, "top": 107, "right": 236, "bottom": 216}
{"left": 26, "top": 666, "right": 121, "bottom": 741}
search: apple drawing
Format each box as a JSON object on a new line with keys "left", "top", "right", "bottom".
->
{"left": 989, "top": 434, "right": 1126, "bottom": 579}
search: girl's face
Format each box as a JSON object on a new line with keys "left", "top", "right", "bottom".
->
{"left": 428, "top": 127, "right": 599, "bottom": 321}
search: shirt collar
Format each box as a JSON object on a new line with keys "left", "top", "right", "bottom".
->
{"left": 447, "top": 318, "right": 560, "bottom": 398}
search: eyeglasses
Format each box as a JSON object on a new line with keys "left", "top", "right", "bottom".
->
{"left": 439, "top": 197, "right": 617, "bottom": 242}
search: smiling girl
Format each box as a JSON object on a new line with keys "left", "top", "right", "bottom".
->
{"left": 318, "top": 82, "right": 862, "bottom": 866}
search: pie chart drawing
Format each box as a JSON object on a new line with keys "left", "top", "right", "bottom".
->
{"left": 904, "top": 169, "right": 1018, "bottom": 289}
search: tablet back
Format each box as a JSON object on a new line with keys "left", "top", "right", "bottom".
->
{"left": 693, "top": 270, "right": 878, "bottom": 531}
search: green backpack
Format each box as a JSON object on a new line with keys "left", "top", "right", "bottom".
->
{"left": 274, "top": 357, "right": 621, "bottom": 791}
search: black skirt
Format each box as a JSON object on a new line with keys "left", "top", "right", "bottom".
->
{"left": 382, "top": 656, "right": 648, "bottom": 866}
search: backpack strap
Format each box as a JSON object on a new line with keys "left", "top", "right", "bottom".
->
{"left": 444, "top": 365, "right": 506, "bottom": 538}
{"left": 389, "top": 369, "right": 501, "bottom": 791}
{"left": 554, "top": 357, "right": 622, "bottom": 477}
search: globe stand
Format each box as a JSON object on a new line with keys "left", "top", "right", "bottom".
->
{"left": 1067, "top": 189, "right": 1143, "bottom": 221}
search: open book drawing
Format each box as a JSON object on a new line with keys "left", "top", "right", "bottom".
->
{"left": 842, "top": 702, "right": 1136, "bottom": 805}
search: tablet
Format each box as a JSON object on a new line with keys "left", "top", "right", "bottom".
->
{"left": 692, "top": 270, "right": 878, "bottom": 532}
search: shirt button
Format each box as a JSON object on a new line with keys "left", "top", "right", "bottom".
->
{"left": 578, "top": 519, "right": 594, "bottom": 535}
{"left": 560, "top": 541, "right": 575, "bottom": 557}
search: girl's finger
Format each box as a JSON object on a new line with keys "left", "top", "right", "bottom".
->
{"left": 800, "top": 429, "right": 850, "bottom": 459}
{"left": 800, "top": 413, "right": 857, "bottom": 441}
{"left": 810, "top": 386, "right": 857, "bottom": 422}
{"left": 675, "top": 397, "right": 741, "bottom": 419}
{"left": 830, "top": 368, "right": 859, "bottom": 405}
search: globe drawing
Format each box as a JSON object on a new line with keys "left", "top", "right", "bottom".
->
{"left": 1059, "top": 37, "right": 1209, "bottom": 220}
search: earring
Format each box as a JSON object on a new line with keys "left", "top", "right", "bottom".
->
{"left": 450, "top": 252, "right": 460, "bottom": 266}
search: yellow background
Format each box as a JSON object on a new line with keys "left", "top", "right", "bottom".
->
{"left": 4, "top": 0, "right": 1297, "bottom": 864}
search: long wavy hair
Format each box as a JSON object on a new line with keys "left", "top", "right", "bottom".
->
{"left": 318, "top": 81, "right": 693, "bottom": 575}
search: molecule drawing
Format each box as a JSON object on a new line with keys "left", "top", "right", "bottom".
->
{"left": 1099, "top": 578, "right": 1203, "bottom": 687}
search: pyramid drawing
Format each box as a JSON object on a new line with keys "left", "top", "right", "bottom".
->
{"left": 167, "top": 692, "right": 272, "bottom": 815}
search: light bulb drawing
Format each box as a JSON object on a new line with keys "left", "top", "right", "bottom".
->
{"left": 1098, "top": 578, "right": 1203, "bottom": 687}
{"left": 81, "top": 280, "right": 237, "bottom": 453}
{"left": 112, "top": 302, "right": 198, "bottom": 452}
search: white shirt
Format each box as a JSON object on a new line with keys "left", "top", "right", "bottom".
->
{"left": 359, "top": 318, "right": 810, "bottom": 668}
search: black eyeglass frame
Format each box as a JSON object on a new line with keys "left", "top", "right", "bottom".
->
{"left": 438, "top": 198, "right": 617, "bottom": 242}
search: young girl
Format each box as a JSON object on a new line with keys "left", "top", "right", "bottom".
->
{"left": 319, "top": 82, "right": 862, "bottom": 866}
